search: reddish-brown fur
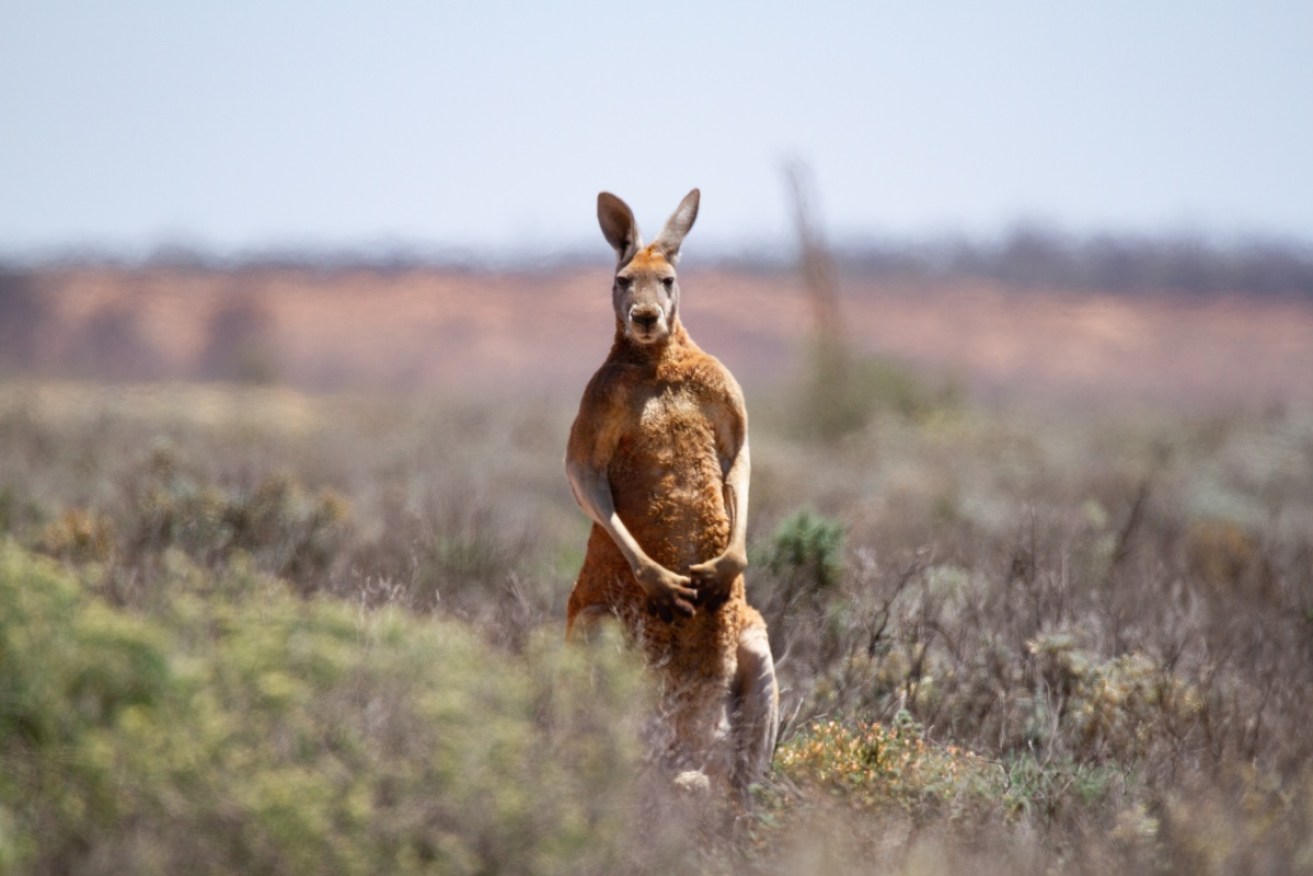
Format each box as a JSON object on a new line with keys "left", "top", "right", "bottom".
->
{"left": 565, "top": 190, "right": 778, "bottom": 795}
{"left": 566, "top": 314, "right": 763, "bottom": 680}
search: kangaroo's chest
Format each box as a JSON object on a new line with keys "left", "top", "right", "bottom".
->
{"left": 606, "top": 380, "right": 730, "bottom": 554}
{"left": 624, "top": 383, "right": 716, "bottom": 466}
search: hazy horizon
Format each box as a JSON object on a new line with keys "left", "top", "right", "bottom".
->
{"left": 4, "top": 2, "right": 1311, "bottom": 259}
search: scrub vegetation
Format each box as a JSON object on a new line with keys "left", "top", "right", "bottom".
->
{"left": 2, "top": 376, "right": 1311, "bottom": 874}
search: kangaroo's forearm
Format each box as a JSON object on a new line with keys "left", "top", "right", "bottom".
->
{"left": 567, "top": 461, "right": 657, "bottom": 575}
{"left": 723, "top": 442, "right": 750, "bottom": 559}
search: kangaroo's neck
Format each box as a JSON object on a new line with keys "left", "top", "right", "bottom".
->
{"left": 608, "top": 319, "right": 697, "bottom": 371}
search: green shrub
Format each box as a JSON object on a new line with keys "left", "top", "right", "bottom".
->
{"left": 764, "top": 508, "right": 845, "bottom": 592}
{"left": 1001, "top": 754, "right": 1131, "bottom": 823}
{"left": 0, "top": 540, "right": 171, "bottom": 869}
{"left": 0, "top": 541, "right": 667, "bottom": 875}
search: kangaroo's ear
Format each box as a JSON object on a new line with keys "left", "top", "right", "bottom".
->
{"left": 598, "top": 192, "right": 641, "bottom": 265}
{"left": 652, "top": 188, "right": 700, "bottom": 264}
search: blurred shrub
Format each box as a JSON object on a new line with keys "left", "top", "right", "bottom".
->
{"left": 348, "top": 483, "right": 544, "bottom": 630}
{"left": 763, "top": 507, "right": 845, "bottom": 592}
{"left": 0, "top": 540, "right": 172, "bottom": 870}
{"left": 0, "top": 485, "right": 47, "bottom": 541}
{"left": 124, "top": 448, "right": 349, "bottom": 588}
{"left": 1026, "top": 632, "right": 1203, "bottom": 761}
{"left": 0, "top": 540, "right": 675, "bottom": 875}
{"left": 36, "top": 506, "right": 116, "bottom": 564}
{"left": 790, "top": 347, "right": 955, "bottom": 441}
{"left": 1155, "top": 768, "right": 1313, "bottom": 874}
{"left": 755, "top": 508, "right": 850, "bottom": 680}
{"left": 1185, "top": 517, "right": 1265, "bottom": 591}
{"left": 775, "top": 712, "right": 1007, "bottom": 819}
{"left": 1000, "top": 754, "right": 1132, "bottom": 826}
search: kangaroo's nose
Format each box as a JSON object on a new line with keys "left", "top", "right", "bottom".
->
{"left": 632, "top": 309, "right": 660, "bottom": 330}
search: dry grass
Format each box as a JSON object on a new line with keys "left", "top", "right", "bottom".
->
{"left": 2, "top": 372, "right": 1312, "bottom": 873}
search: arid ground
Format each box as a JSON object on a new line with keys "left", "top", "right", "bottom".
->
{"left": 3, "top": 263, "right": 1313, "bottom": 874}
{"left": 13, "top": 265, "right": 1313, "bottom": 407}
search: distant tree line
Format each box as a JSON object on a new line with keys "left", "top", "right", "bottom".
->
{"left": 4, "top": 228, "right": 1313, "bottom": 298}
{"left": 832, "top": 228, "right": 1313, "bottom": 298}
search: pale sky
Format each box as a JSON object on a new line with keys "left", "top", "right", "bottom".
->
{"left": 3, "top": 1, "right": 1311, "bottom": 259}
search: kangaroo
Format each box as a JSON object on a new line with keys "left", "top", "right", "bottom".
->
{"left": 565, "top": 188, "right": 779, "bottom": 801}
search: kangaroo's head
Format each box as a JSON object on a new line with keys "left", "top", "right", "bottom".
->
{"left": 597, "top": 188, "right": 700, "bottom": 347}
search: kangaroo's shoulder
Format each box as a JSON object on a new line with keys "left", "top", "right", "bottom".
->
{"left": 665, "top": 346, "right": 745, "bottom": 411}
{"left": 581, "top": 358, "right": 646, "bottom": 408}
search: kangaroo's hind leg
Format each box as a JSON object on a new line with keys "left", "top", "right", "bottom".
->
{"left": 730, "top": 620, "right": 779, "bottom": 800}
{"left": 565, "top": 602, "right": 619, "bottom": 643}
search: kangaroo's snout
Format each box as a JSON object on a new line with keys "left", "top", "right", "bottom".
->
{"left": 625, "top": 301, "right": 669, "bottom": 344}
{"left": 631, "top": 307, "right": 661, "bottom": 331}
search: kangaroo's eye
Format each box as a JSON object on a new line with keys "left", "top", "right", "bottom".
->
{"left": 616, "top": 276, "right": 632, "bottom": 290}
{"left": 661, "top": 277, "right": 675, "bottom": 290}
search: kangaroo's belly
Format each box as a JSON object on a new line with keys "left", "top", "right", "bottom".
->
{"left": 609, "top": 388, "right": 729, "bottom": 572}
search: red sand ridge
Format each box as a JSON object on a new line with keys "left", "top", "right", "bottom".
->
{"left": 11, "top": 265, "right": 1313, "bottom": 407}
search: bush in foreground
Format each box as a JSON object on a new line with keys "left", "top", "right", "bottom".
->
{"left": 0, "top": 541, "right": 674, "bottom": 875}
